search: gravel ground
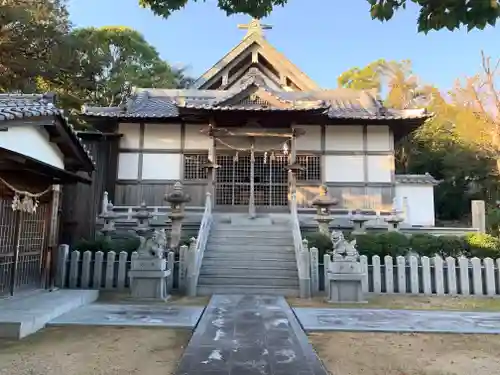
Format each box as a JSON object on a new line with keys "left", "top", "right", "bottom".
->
{"left": 310, "top": 331, "right": 500, "bottom": 375}
{"left": 0, "top": 326, "right": 190, "bottom": 375}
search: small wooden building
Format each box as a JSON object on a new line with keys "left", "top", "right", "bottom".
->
{"left": 0, "top": 93, "right": 94, "bottom": 296}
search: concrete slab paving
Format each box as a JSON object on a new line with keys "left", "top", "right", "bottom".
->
{"left": 48, "top": 303, "right": 205, "bottom": 329}
{"left": 174, "top": 294, "right": 328, "bottom": 375}
{"left": 294, "top": 307, "right": 500, "bottom": 334}
{"left": 0, "top": 289, "right": 99, "bottom": 339}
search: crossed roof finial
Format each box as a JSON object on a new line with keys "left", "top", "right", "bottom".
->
{"left": 237, "top": 18, "right": 272, "bottom": 39}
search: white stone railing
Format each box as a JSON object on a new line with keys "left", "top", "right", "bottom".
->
{"left": 186, "top": 192, "right": 213, "bottom": 297}
{"left": 290, "top": 193, "right": 311, "bottom": 298}
{"left": 313, "top": 253, "right": 500, "bottom": 296}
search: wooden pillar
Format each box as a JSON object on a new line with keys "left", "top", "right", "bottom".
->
{"left": 207, "top": 119, "right": 217, "bottom": 199}
{"left": 249, "top": 138, "right": 256, "bottom": 218}
{"left": 289, "top": 127, "right": 298, "bottom": 198}
{"left": 9, "top": 210, "right": 22, "bottom": 296}
{"left": 45, "top": 185, "right": 61, "bottom": 290}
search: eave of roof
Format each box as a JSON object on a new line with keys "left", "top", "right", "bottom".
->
{"left": 0, "top": 93, "right": 94, "bottom": 171}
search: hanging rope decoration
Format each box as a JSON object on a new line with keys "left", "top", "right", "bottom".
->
{"left": 0, "top": 176, "right": 51, "bottom": 214}
{"left": 214, "top": 137, "right": 290, "bottom": 164}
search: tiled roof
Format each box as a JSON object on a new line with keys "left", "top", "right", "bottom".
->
{"left": 0, "top": 93, "right": 94, "bottom": 168}
{"left": 81, "top": 85, "right": 430, "bottom": 121}
{"left": 396, "top": 173, "right": 439, "bottom": 185}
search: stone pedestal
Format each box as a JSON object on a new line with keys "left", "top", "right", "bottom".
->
{"left": 327, "top": 261, "right": 365, "bottom": 303}
{"left": 129, "top": 229, "right": 170, "bottom": 301}
{"left": 327, "top": 230, "right": 366, "bottom": 303}
{"left": 129, "top": 257, "right": 170, "bottom": 300}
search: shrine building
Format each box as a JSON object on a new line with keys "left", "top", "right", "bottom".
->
{"left": 81, "top": 19, "right": 434, "bottom": 224}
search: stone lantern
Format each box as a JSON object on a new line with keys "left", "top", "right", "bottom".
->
{"left": 99, "top": 202, "right": 117, "bottom": 239}
{"left": 202, "top": 157, "right": 219, "bottom": 198}
{"left": 165, "top": 181, "right": 191, "bottom": 251}
{"left": 311, "top": 185, "right": 338, "bottom": 235}
{"left": 133, "top": 202, "right": 153, "bottom": 238}
{"left": 350, "top": 209, "right": 369, "bottom": 235}
{"left": 285, "top": 161, "right": 305, "bottom": 204}
{"left": 385, "top": 208, "right": 404, "bottom": 231}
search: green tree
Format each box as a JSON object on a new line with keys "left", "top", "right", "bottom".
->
{"left": 0, "top": 0, "right": 73, "bottom": 91}
{"left": 37, "top": 26, "right": 194, "bottom": 125}
{"left": 337, "top": 58, "right": 496, "bottom": 222}
{"left": 69, "top": 26, "right": 183, "bottom": 107}
{"left": 137, "top": 0, "right": 500, "bottom": 33}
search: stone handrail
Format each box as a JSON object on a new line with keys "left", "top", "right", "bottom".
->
{"left": 290, "top": 193, "right": 311, "bottom": 298}
{"left": 186, "top": 192, "right": 213, "bottom": 296}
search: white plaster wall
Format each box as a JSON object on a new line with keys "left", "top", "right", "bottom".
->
{"left": 0, "top": 126, "right": 64, "bottom": 169}
{"left": 367, "top": 155, "right": 393, "bottom": 183}
{"left": 295, "top": 125, "right": 321, "bottom": 150}
{"left": 325, "top": 155, "right": 364, "bottom": 182}
{"left": 325, "top": 125, "right": 363, "bottom": 151}
{"left": 118, "top": 123, "right": 141, "bottom": 149}
{"left": 395, "top": 184, "right": 435, "bottom": 226}
{"left": 142, "top": 153, "right": 181, "bottom": 180}
{"left": 184, "top": 124, "right": 211, "bottom": 150}
{"left": 117, "top": 153, "right": 139, "bottom": 179}
{"left": 143, "top": 124, "right": 181, "bottom": 149}
{"left": 367, "top": 125, "right": 392, "bottom": 151}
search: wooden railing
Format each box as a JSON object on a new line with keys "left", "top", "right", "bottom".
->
{"left": 186, "top": 192, "right": 213, "bottom": 296}
{"left": 290, "top": 193, "right": 311, "bottom": 298}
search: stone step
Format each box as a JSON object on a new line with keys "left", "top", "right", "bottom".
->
{"left": 203, "top": 251, "right": 296, "bottom": 261}
{"left": 211, "top": 225, "right": 291, "bottom": 232}
{"left": 200, "top": 266, "right": 298, "bottom": 278}
{"left": 197, "top": 284, "right": 299, "bottom": 297}
{"left": 207, "top": 242, "right": 294, "bottom": 250}
{"left": 198, "top": 275, "right": 299, "bottom": 287}
{"left": 201, "top": 258, "right": 297, "bottom": 267}
{"left": 209, "top": 231, "right": 292, "bottom": 239}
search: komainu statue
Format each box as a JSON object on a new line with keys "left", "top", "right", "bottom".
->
{"left": 137, "top": 229, "right": 167, "bottom": 258}
{"left": 330, "top": 230, "right": 359, "bottom": 261}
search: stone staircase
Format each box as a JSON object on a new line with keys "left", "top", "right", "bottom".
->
{"left": 197, "top": 214, "right": 300, "bottom": 296}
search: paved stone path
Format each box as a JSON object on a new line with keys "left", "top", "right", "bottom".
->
{"left": 175, "top": 295, "right": 328, "bottom": 375}
{"left": 295, "top": 307, "right": 500, "bottom": 334}
{"left": 49, "top": 303, "right": 204, "bottom": 329}
{"left": 0, "top": 289, "right": 98, "bottom": 339}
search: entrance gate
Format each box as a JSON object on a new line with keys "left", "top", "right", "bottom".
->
{"left": 0, "top": 186, "right": 48, "bottom": 296}
{"left": 215, "top": 152, "right": 289, "bottom": 210}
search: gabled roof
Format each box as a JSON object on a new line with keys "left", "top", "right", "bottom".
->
{"left": 0, "top": 93, "right": 94, "bottom": 172}
{"left": 82, "top": 84, "right": 429, "bottom": 120}
{"left": 80, "top": 19, "right": 430, "bottom": 127}
{"left": 192, "top": 20, "right": 319, "bottom": 91}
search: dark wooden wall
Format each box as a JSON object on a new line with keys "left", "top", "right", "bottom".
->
{"left": 60, "top": 133, "right": 119, "bottom": 245}
{"left": 114, "top": 181, "right": 207, "bottom": 206}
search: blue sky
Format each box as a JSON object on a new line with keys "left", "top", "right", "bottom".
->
{"left": 68, "top": 0, "right": 499, "bottom": 91}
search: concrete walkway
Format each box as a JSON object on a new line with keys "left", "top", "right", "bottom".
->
{"left": 0, "top": 289, "right": 98, "bottom": 339}
{"left": 174, "top": 295, "right": 328, "bottom": 375}
{"left": 49, "top": 303, "right": 204, "bottom": 329}
{"left": 294, "top": 307, "right": 500, "bottom": 334}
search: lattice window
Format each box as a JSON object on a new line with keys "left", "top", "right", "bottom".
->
{"left": 183, "top": 154, "right": 208, "bottom": 180}
{"left": 296, "top": 155, "right": 321, "bottom": 182}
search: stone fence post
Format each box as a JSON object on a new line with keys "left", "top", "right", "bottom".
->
{"left": 55, "top": 244, "right": 69, "bottom": 288}
{"left": 471, "top": 200, "right": 486, "bottom": 233}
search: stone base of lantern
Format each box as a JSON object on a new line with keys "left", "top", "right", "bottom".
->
{"left": 327, "top": 261, "right": 366, "bottom": 304}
